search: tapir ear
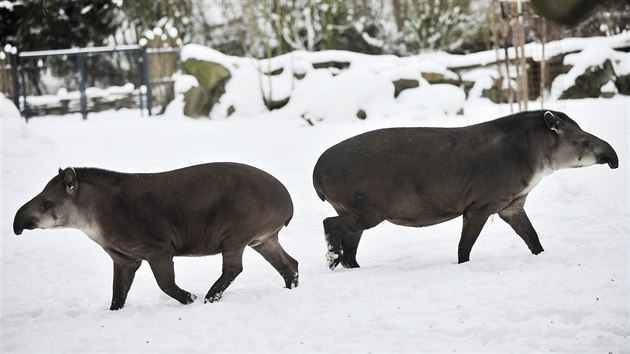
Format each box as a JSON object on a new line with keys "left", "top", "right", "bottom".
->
{"left": 543, "top": 111, "right": 561, "bottom": 133}
{"left": 62, "top": 167, "right": 78, "bottom": 194}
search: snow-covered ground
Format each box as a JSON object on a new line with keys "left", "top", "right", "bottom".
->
{"left": 1, "top": 92, "right": 628, "bottom": 352}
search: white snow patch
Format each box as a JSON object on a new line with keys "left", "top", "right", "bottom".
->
{"left": 601, "top": 80, "right": 618, "bottom": 94}
{"left": 173, "top": 74, "right": 199, "bottom": 94}
{"left": 396, "top": 83, "right": 465, "bottom": 116}
{"left": 0, "top": 0, "right": 14, "bottom": 10}
{"left": 1, "top": 96, "right": 628, "bottom": 353}
{"left": 552, "top": 45, "right": 629, "bottom": 97}
{"left": 0, "top": 95, "right": 21, "bottom": 118}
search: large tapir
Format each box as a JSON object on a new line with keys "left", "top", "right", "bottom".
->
{"left": 13, "top": 163, "right": 298, "bottom": 310}
{"left": 313, "top": 110, "right": 619, "bottom": 269}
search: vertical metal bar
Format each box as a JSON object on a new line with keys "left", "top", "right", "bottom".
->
{"left": 76, "top": 53, "right": 88, "bottom": 120}
{"left": 19, "top": 57, "right": 29, "bottom": 120}
{"left": 540, "top": 19, "right": 547, "bottom": 110}
{"left": 141, "top": 45, "right": 153, "bottom": 116}
{"left": 136, "top": 50, "right": 145, "bottom": 117}
{"left": 10, "top": 50, "right": 20, "bottom": 109}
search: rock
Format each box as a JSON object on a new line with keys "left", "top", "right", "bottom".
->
{"left": 312, "top": 61, "right": 351, "bottom": 70}
{"left": 263, "top": 96, "right": 291, "bottom": 111}
{"left": 615, "top": 74, "right": 630, "bottom": 95}
{"left": 227, "top": 105, "right": 236, "bottom": 117}
{"left": 356, "top": 109, "right": 367, "bottom": 120}
{"left": 393, "top": 79, "right": 419, "bottom": 98}
{"left": 420, "top": 72, "right": 461, "bottom": 86}
{"left": 183, "top": 86, "right": 212, "bottom": 118}
{"left": 263, "top": 67, "right": 284, "bottom": 76}
{"left": 559, "top": 59, "right": 615, "bottom": 99}
{"left": 183, "top": 59, "right": 231, "bottom": 91}
{"left": 182, "top": 58, "right": 231, "bottom": 117}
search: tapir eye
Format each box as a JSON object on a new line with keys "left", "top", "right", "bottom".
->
{"left": 581, "top": 141, "right": 591, "bottom": 148}
{"left": 41, "top": 201, "right": 53, "bottom": 212}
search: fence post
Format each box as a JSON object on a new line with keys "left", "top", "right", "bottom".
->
{"left": 19, "top": 56, "right": 29, "bottom": 120}
{"left": 76, "top": 53, "right": 88, "bottom": 120}
{"left": 135, "top": 50, "right": 145, "bottom": 116}
{"left": 9, "top": 48, "right": 20, "bottom": 109}
{"left": 141, "top": 45, "right": 153, "bottom": 116}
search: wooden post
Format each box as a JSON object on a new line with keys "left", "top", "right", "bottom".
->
{"left": 517, "top": 0, "right": 528, "bottom": 111}
{"left": 511, "top": 2, "right": 522, "bottom": 111}
{"left": 500, "top": 2, "right": 514, "bottom": 112}
{"left": 491, "top": 0, "right": 504, "bottom": 105}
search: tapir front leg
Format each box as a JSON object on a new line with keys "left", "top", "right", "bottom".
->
{"left": 205, "top": 247, "right": 245, "bottom": 303}
{"left": 110, "top": 259, "right": 142, "bottom": 310}
{"left": 147, "top": 255, "right": 197, "bottom": 305}
{"left": 498, "top": 195, "right": 544, "bottom": 255}
{"left": 458, "top": 210, "right": 491, "bottom": 263}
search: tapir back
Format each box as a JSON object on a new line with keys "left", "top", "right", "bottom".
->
{"left": 92, "top": 163, "right": 294, "bottom": 255}
{"left": 313, "top": 119, "right": 536, "bottom": 226}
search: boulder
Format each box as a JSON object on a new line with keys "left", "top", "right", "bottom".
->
{"left": 393, "top": 79, "right": 420, "bottom": 98}
{"left": 559, "top": 59, "right": 615, "bottom": 99}
{"left": 183, "top": 86, "right": 212, "bottom": 118}
{"left": 182, "top": 58, "right": 231, "bottom": 118}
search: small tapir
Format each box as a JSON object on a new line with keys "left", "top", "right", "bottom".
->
{"left": 313, "top": 110, "right": 619, "bottom": 268}
{"left": 13, "top": 163, "right": 298, "bottom": 310}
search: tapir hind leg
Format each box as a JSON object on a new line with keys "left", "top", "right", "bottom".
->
{"left": 340, "top": 231, "right": 362, "bottom": 268}
{"left": 252, "top": 232, "right": 299, "bottom": 288}
{"left": 323, "top": 212, "right": 382, "bottom": 270}
{"left": 205, "top": 246, "right": 245, "bottom": 303}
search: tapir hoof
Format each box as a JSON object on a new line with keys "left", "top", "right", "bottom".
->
{"left": 183, "top": 293, "right": 197, "bottom": 305}
{"left": 326, "top": 249, "right": 343, "bottom": 270}
{"left": 204, "top": 292, "right": 222, "bottom": 304}
{"left": 531, "top": 248, "right": 544, "bottom": 255}
{"left": 341, "top": 258, "right": 360, "bottom": 268}
{"left": 110, "top": 302, "right": 125, "bottom": 311}
{"left": 285, "top": 272, "right": 299, "bottom": 289}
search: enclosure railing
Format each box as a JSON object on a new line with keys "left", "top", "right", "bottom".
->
{"left": 1, "top": 44, "right": 181, "bottom": 120}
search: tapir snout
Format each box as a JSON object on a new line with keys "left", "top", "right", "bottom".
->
{"left": 596, "top": 139, "right": 618, "bottom": 169}
{"left": 14, "top": 199, "right": 46, "bottom": 235}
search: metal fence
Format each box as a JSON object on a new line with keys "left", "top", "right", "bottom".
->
{"left": 0, "top": 44, "right": 180, "bottom": 120}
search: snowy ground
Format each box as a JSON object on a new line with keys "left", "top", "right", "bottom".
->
{"left": 1, "top": 95, "right": 628, "bottom": 352}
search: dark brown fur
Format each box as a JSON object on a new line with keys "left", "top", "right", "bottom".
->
{"left": 313, "top": 110, "right": 618, "bottom": 268}
{"left": 14, "top": 163, "right": 298, "bottom": 310}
